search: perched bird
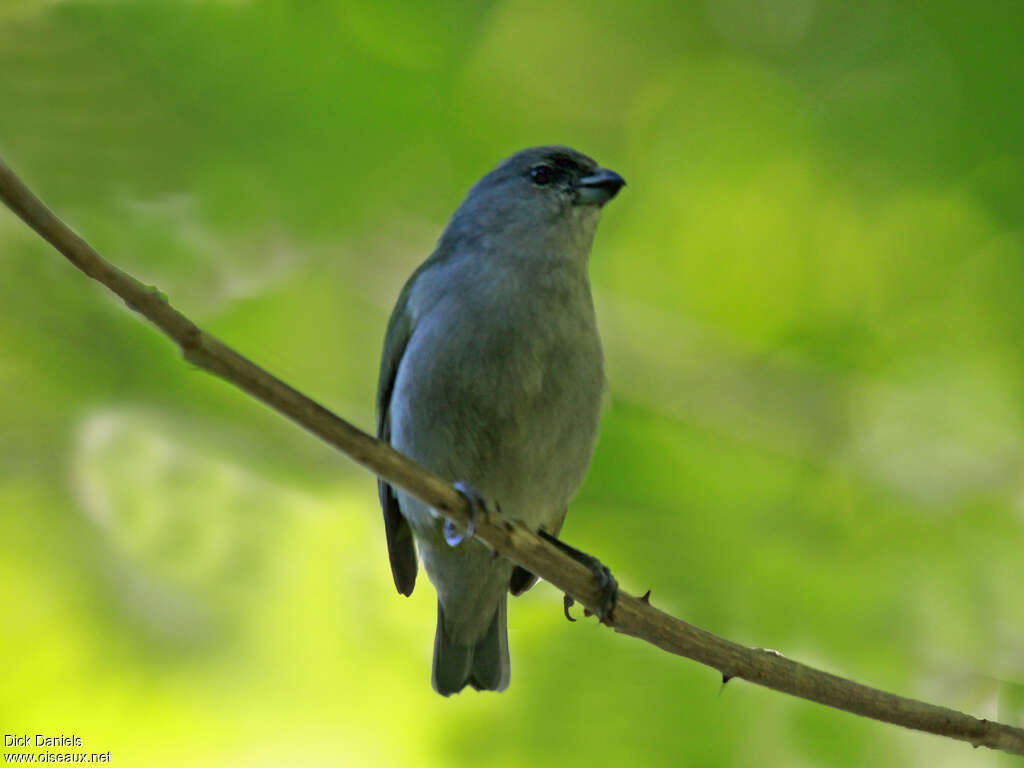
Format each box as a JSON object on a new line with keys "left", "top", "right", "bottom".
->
{"left": 376, "top": 146, "right": 625, "bottom": 695}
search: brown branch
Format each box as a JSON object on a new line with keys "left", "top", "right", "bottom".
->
{"left": 2, "top": 154, "right": 1021, "bottom": 756}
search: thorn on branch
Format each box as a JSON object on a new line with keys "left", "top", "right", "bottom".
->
{"left": 640, "top": 589, "right": 652, "bottom": 604}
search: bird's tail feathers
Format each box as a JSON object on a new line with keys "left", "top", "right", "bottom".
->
{"left": 432, "top": 593, "right": 510, "bottom": 696}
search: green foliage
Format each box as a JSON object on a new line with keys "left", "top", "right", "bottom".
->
{"left": 1, "top": 1, "right": 1022, "bottom": 765}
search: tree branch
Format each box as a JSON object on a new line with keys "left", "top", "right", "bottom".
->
{"left": 2, "top": 155, "right": 1021, "bottom": 757}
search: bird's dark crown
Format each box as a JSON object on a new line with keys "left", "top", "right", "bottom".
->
{"left": 494, "top": 146, "right": 598, "bottom": 179}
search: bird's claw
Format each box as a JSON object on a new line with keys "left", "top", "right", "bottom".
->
{"left": 445, "top": 482, "right": 488, "bottom": 547}
{"left": 540, "top": 531, "right": 619, "bottom": 625}
{"left": 589, "top": 562, "right": 618, "bottom": 624}
{"left": 563, "top": 594, "right": 576, "bottom": 622}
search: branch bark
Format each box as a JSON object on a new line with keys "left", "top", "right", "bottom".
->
{"left": 2, "top": 155, "right": 1021, "bottom": 757}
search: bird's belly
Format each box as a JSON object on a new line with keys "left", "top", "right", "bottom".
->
{"left": 390, "top": 306, "right": 603, "bottom": 530}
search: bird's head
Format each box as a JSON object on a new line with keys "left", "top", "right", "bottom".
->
{"left": 444, "top": 146, "right": 625, "bottom": 258}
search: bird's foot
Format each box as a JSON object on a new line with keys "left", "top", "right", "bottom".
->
{"left": 539, "top": 531, "right": 618, "bottom": 625}
{"left": 444, "top": 482, "right": 490, "bottom": 547}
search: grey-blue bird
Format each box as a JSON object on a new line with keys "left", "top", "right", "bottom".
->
{"left": 376, "top": 146, "right": 625, "bottom": 695}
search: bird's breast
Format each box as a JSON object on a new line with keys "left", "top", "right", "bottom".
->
{"left": 392, "top": 261, "right": 604, "bottom": 523}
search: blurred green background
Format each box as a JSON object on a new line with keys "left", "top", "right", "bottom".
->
{"left": 2, "top": 0, "right": 1023, "bottom": 765}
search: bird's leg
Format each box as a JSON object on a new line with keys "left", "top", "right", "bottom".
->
{"left": 538, "top": 531, "right": 618, "bottom": 624}
{"left": 445, "top": 482, "right": 490, "bottom": 547}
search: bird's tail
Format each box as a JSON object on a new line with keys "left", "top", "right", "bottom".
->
{"left": 432, "top": 592, "right": 510, "bottom": 696}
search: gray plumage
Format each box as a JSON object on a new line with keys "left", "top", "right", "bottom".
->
{"left": 376, "top": 146, "right": 624, "bottom": 695}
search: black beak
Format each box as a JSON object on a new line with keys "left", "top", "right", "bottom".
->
{"left": 575, "top": 169, "right": 626, "bottom": 206}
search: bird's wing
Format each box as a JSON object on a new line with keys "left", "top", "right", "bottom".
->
{"left": 377, "top": 273, "right": 421, "bottom": 597}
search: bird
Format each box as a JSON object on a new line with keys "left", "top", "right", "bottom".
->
{"left": 376, "top": 145, "right": 625, "bottom": 695}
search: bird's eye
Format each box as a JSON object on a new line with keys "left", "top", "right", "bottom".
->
{"left": 528, "top": 165, "right": 555, "bottom": 185}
